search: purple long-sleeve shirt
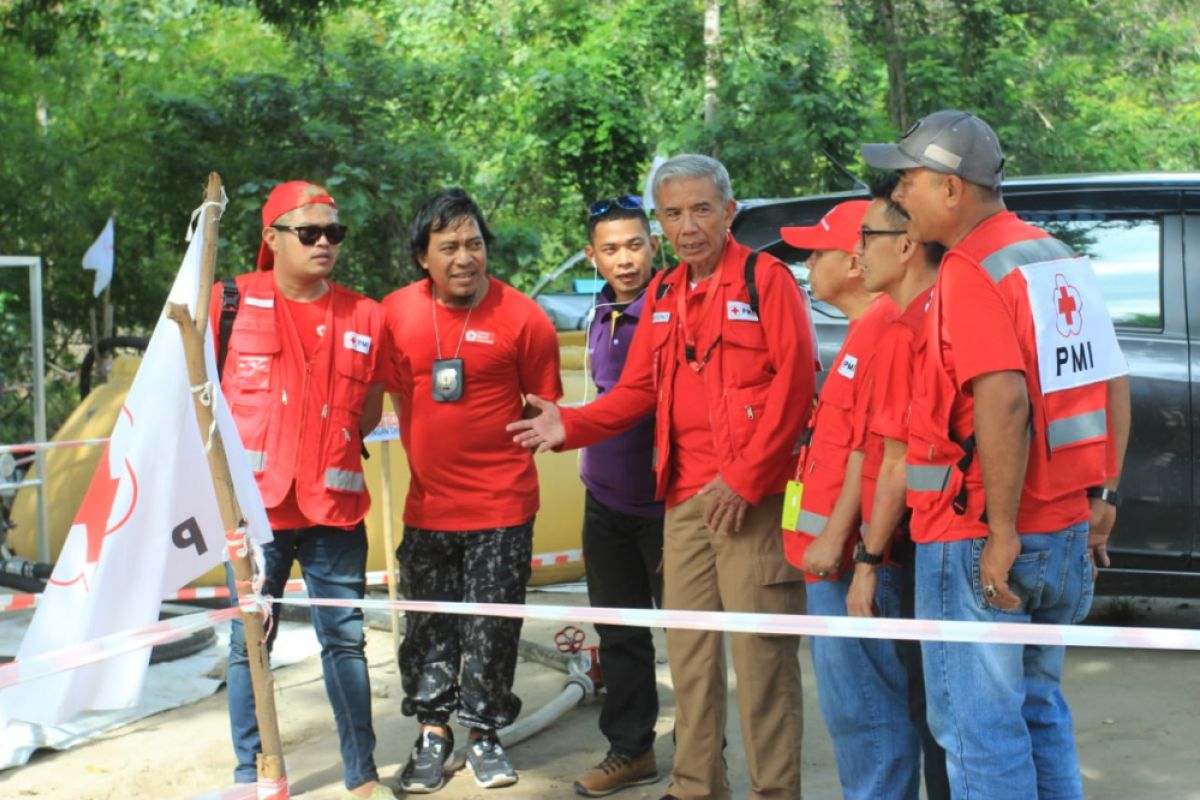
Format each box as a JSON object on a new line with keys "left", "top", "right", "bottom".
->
{"left": 580, "top": 283, "right": 664, "bottom": 518}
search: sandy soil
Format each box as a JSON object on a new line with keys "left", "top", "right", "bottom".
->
{"left": 1, "top": 594, "right": 1198, "bottom": 799}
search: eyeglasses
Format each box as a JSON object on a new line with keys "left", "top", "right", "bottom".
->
{"left": 859, "top": 227, "right": 907, "bottom": 247}
{"left": 588, "top": 195, "right": 643, "bottom": 217}
{"left": 271, "top": 223, "right": 348, "bottom": 246}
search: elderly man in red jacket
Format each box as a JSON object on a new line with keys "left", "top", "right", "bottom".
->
{"left": 510, "top": 154, "right": 816, "bottom": 800}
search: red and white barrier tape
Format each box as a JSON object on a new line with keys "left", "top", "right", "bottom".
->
{"left": 0, "top": 606, "right": 240, "bottom": 690}
{"left": 0, "top": 437, "right": 109, "bottom": 455}
{"left": 277, "top": 596, "right": 1200, "bottom": 653}
{"left": 0, "top": 550, "right": 585, "bottom": 613}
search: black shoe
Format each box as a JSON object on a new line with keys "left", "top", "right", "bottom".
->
{"left": 400, "top": 728, "right": 454, "bottom": 794}
{"left": 465, "top": 732, "right": 519, "bottom": 789}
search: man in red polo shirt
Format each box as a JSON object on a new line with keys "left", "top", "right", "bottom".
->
{"left": 510, "top": 154, "right": 814, "bottom": 800}
{"left": 778, "top": 199, "right": 913, "bottom": 799}
{"left": 383, "top": 188, "right": 562, "bottom": 793}
{"left": 863, "top": 111, "right": 1131, "bottom": 798}
{"left": 213, "top": 181, "right": 391, "bottom": 800}
{"left": 845, "top": 173, "right": 949, "bottom": 800}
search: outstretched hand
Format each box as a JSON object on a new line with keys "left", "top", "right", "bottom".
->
{"left": 507, "top": 394, "right": 566, "bottom": 453}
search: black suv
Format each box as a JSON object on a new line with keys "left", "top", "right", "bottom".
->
{"left": 731, "top": 173, "right": 1200, "bottom": 597}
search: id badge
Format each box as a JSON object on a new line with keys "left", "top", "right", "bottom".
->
{"left": 781, "top": 480, "right": 805, "bottom": 531}
{"left": 432, "top": 357, "right": 464, "bottom": 402}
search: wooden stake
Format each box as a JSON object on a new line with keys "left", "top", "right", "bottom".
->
{"left": 167, "top": 172, "right": 286, "bottom": 784}
{"left": 379, "top": 438, "right": 402, "bottom": 654}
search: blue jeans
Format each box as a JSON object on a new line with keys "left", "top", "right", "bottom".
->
{"left": 227, "top": 524, "right": 378, "bottom": 789}
{"left": 807, "top": 566, "right": 922, "bottom": 800}
{"left": 915, "top": 523, "right": 1094, "bottom": 800}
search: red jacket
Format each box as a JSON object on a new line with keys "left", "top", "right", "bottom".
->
{"left": 562, "top": 235, "right": 816, "bottom": 506}
{"left": 212, "top": 271, "right": 386, "bottom": 528}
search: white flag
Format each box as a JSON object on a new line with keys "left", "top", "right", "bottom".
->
{"left": 0, "top": 206, "right": 271, "bottom": 727}
{"left": 82, "top": 217, "right": 115, "bottom": 298}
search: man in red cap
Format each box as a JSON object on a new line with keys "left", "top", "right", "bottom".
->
{"left": 509, "top": 154, "right": 814, "bottom": 800}
{"left": 778, "top": 200, "right": 921, "bottom": 799}
{"left": 211, "top": 180, "right": 391, "bottom": 800}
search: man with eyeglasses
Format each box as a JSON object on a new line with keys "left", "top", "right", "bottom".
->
{"left": 382, "top": 188, "right": 562, "bottom": 793}
{"left": 862, "top": 111, "right": 1130, "bottom": 798}
{"left": 211, "top": 180, "right": 392, "bottom": 800}
{"left": 777, "top": 200, "right": 913, "bottom": 798}
{"left": 509, "top": 154, "right": 814, "bottom": 800}
{"left": 570, "top": 195, "right": 665, "bottom": 797}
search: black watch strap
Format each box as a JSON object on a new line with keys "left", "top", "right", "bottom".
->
{"left": 853, "top": 540, "right": 885, "bottom": 566}
{"left": 1087, "top": 486, "right": 1122, "bottom": 509}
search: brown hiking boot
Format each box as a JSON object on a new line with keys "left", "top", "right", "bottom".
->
{"left": 573, "top": 749, "right": 659, "bottom": 797}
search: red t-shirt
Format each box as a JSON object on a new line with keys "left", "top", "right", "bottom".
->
{"left": 860, "top": 287, "right": 932, "bottom": 526}
{"left": 382, "top": 277, "right": 562, "bottom": 530}
{"left": 667, "top": 277, "right": 722, "bottom": 506}
{"left": 281, "top": 291, "right": 331, "bottom": 361}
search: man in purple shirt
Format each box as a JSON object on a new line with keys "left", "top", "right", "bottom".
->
{"left": 572, "top": 196, "right": 666, "bottom": 798}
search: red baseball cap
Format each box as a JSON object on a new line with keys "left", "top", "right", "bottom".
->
{"left": 780, "top": 200, "right": 869, "bottom": 254}
{"left": 257, "top": 180, "right": 338, "bottom": 270}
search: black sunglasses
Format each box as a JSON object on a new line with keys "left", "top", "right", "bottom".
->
{"left": 588, "top": 195, "right": 643, "bottom": 217}
{"left": 271, "top": 223, "right": 348, "bottom": 246}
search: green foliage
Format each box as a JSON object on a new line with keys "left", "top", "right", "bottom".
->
{"left": 0, "top": 0, "right": 1197, "bottom": 444}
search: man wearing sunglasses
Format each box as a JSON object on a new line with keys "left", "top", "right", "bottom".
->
{"left": 211, "top": 180, "right": 391, "bottom": 800}
{"left": 382, "top": 188, "right": 562, "bottom": 793}
{"left": 510, "top": 154, "right": 815, "bottom": 800}
{"left": 571, "top": 195, "right": 664, "bottom": 797}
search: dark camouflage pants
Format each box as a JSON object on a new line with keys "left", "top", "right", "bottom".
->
{"left": 397, "top": 521, "right": 533, "bottom": 731}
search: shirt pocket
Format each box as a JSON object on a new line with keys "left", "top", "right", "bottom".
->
{"left": 723, "top": 319, "right": 773, "bottom": 388}
{"left": 228, "top": 323, "right": 281, "bottom": 393}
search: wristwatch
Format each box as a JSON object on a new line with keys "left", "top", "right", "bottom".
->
{"left": 1087, "top": 486, "right": 1122, "bottom": 509}
{"left": 853, "top": 541, "right": 884, "bottom": 566}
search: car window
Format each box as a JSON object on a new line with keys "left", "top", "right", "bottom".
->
{"left": 1021, "top": 216, "right": 1163, "bottom": 331}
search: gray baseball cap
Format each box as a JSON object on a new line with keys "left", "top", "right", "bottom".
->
{"left": 861, "top": 110, "right": 1005, "bottom": 189}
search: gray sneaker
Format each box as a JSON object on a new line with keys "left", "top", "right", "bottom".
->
{"left": 400, "top": 728, "right": 454, "bottom": 794}
{"left": 465, "top": 733, "right": 518, "bottom": 789}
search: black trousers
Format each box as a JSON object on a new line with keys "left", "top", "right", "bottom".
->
{"left": 397, "top": 521, "right": 533, "bottom": 731}
{"left": 582, "top": 490, "right": 665, "bottom": 757}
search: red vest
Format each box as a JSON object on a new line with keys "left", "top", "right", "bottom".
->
{"left": 906, "top": 213, "right": 1109, "bottom": 536}
{"left": 783, "top": 297, "right": 893, "bottom": 574}
{"left": 219, "top": 271, "right": 385, "bottom": 528}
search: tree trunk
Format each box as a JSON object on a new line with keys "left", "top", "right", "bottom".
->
{"left": 878, "top": 0, "right": 910, "bottom": 131}
{"left": 704, "top": 0, "right": 720, "bottom": 127}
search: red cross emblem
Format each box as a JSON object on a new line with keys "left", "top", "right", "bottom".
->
{"left": 1053, "top": 273, "right": 1083, "bottom": 337}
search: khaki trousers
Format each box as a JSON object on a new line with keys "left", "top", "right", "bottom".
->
{"left": 664, "top": 491, "right": 806, "bottom": 800}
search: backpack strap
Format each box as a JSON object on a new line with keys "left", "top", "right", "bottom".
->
{"left": 217, "top": 276, "right": 240, "bottom": 378}
{"left": 743, "top": 250, "right": 761, "bottom": 317}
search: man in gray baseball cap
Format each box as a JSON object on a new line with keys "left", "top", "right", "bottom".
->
{"left": 860, "top": 111, "right": 1130, "bottom": 800}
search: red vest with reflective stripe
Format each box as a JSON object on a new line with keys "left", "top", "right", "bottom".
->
{"left": 906, "top": 213, "right": 1108, "bottom": 535}
{"left": 782, "top": 297, "right": 892, "bottom": 574}
{"left": 219, "top": 271, "right": 384, "bottom": 528}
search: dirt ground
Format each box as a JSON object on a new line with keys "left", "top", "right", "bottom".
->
{"left": 1, "top": 592, "right": 1199, "bottom": 799}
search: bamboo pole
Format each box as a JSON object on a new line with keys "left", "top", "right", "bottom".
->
{"left": 379, "top": 437, "right": 402, "bottom": 654}
{"left": 166, "top": 172, "right": 286, "bottom": 785}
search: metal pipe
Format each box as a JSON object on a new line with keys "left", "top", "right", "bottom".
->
{"left": 29, "top": 258, "right": 48, "bottom": 563}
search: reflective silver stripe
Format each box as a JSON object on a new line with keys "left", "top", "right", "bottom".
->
{"left": 980, "top": 237, "right": 1075, "bottom": 282}
{"left": 325, "top": 468, "right": 365, "bottom": 493}
{"left": 1047, "top": 408, "right": 1107, "bottom": 451}
{"left": 796, "top": 509, "right": 829, "bottom": 535}
{"left": 906, "top": 463, "right": 951, "bottom": 492}
{"left": 247, "top": 450, "right": 266, "bottom": 472}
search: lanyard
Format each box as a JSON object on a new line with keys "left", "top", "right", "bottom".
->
{"left": 675, "top": 272, "right": 722, "bottom": 372}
